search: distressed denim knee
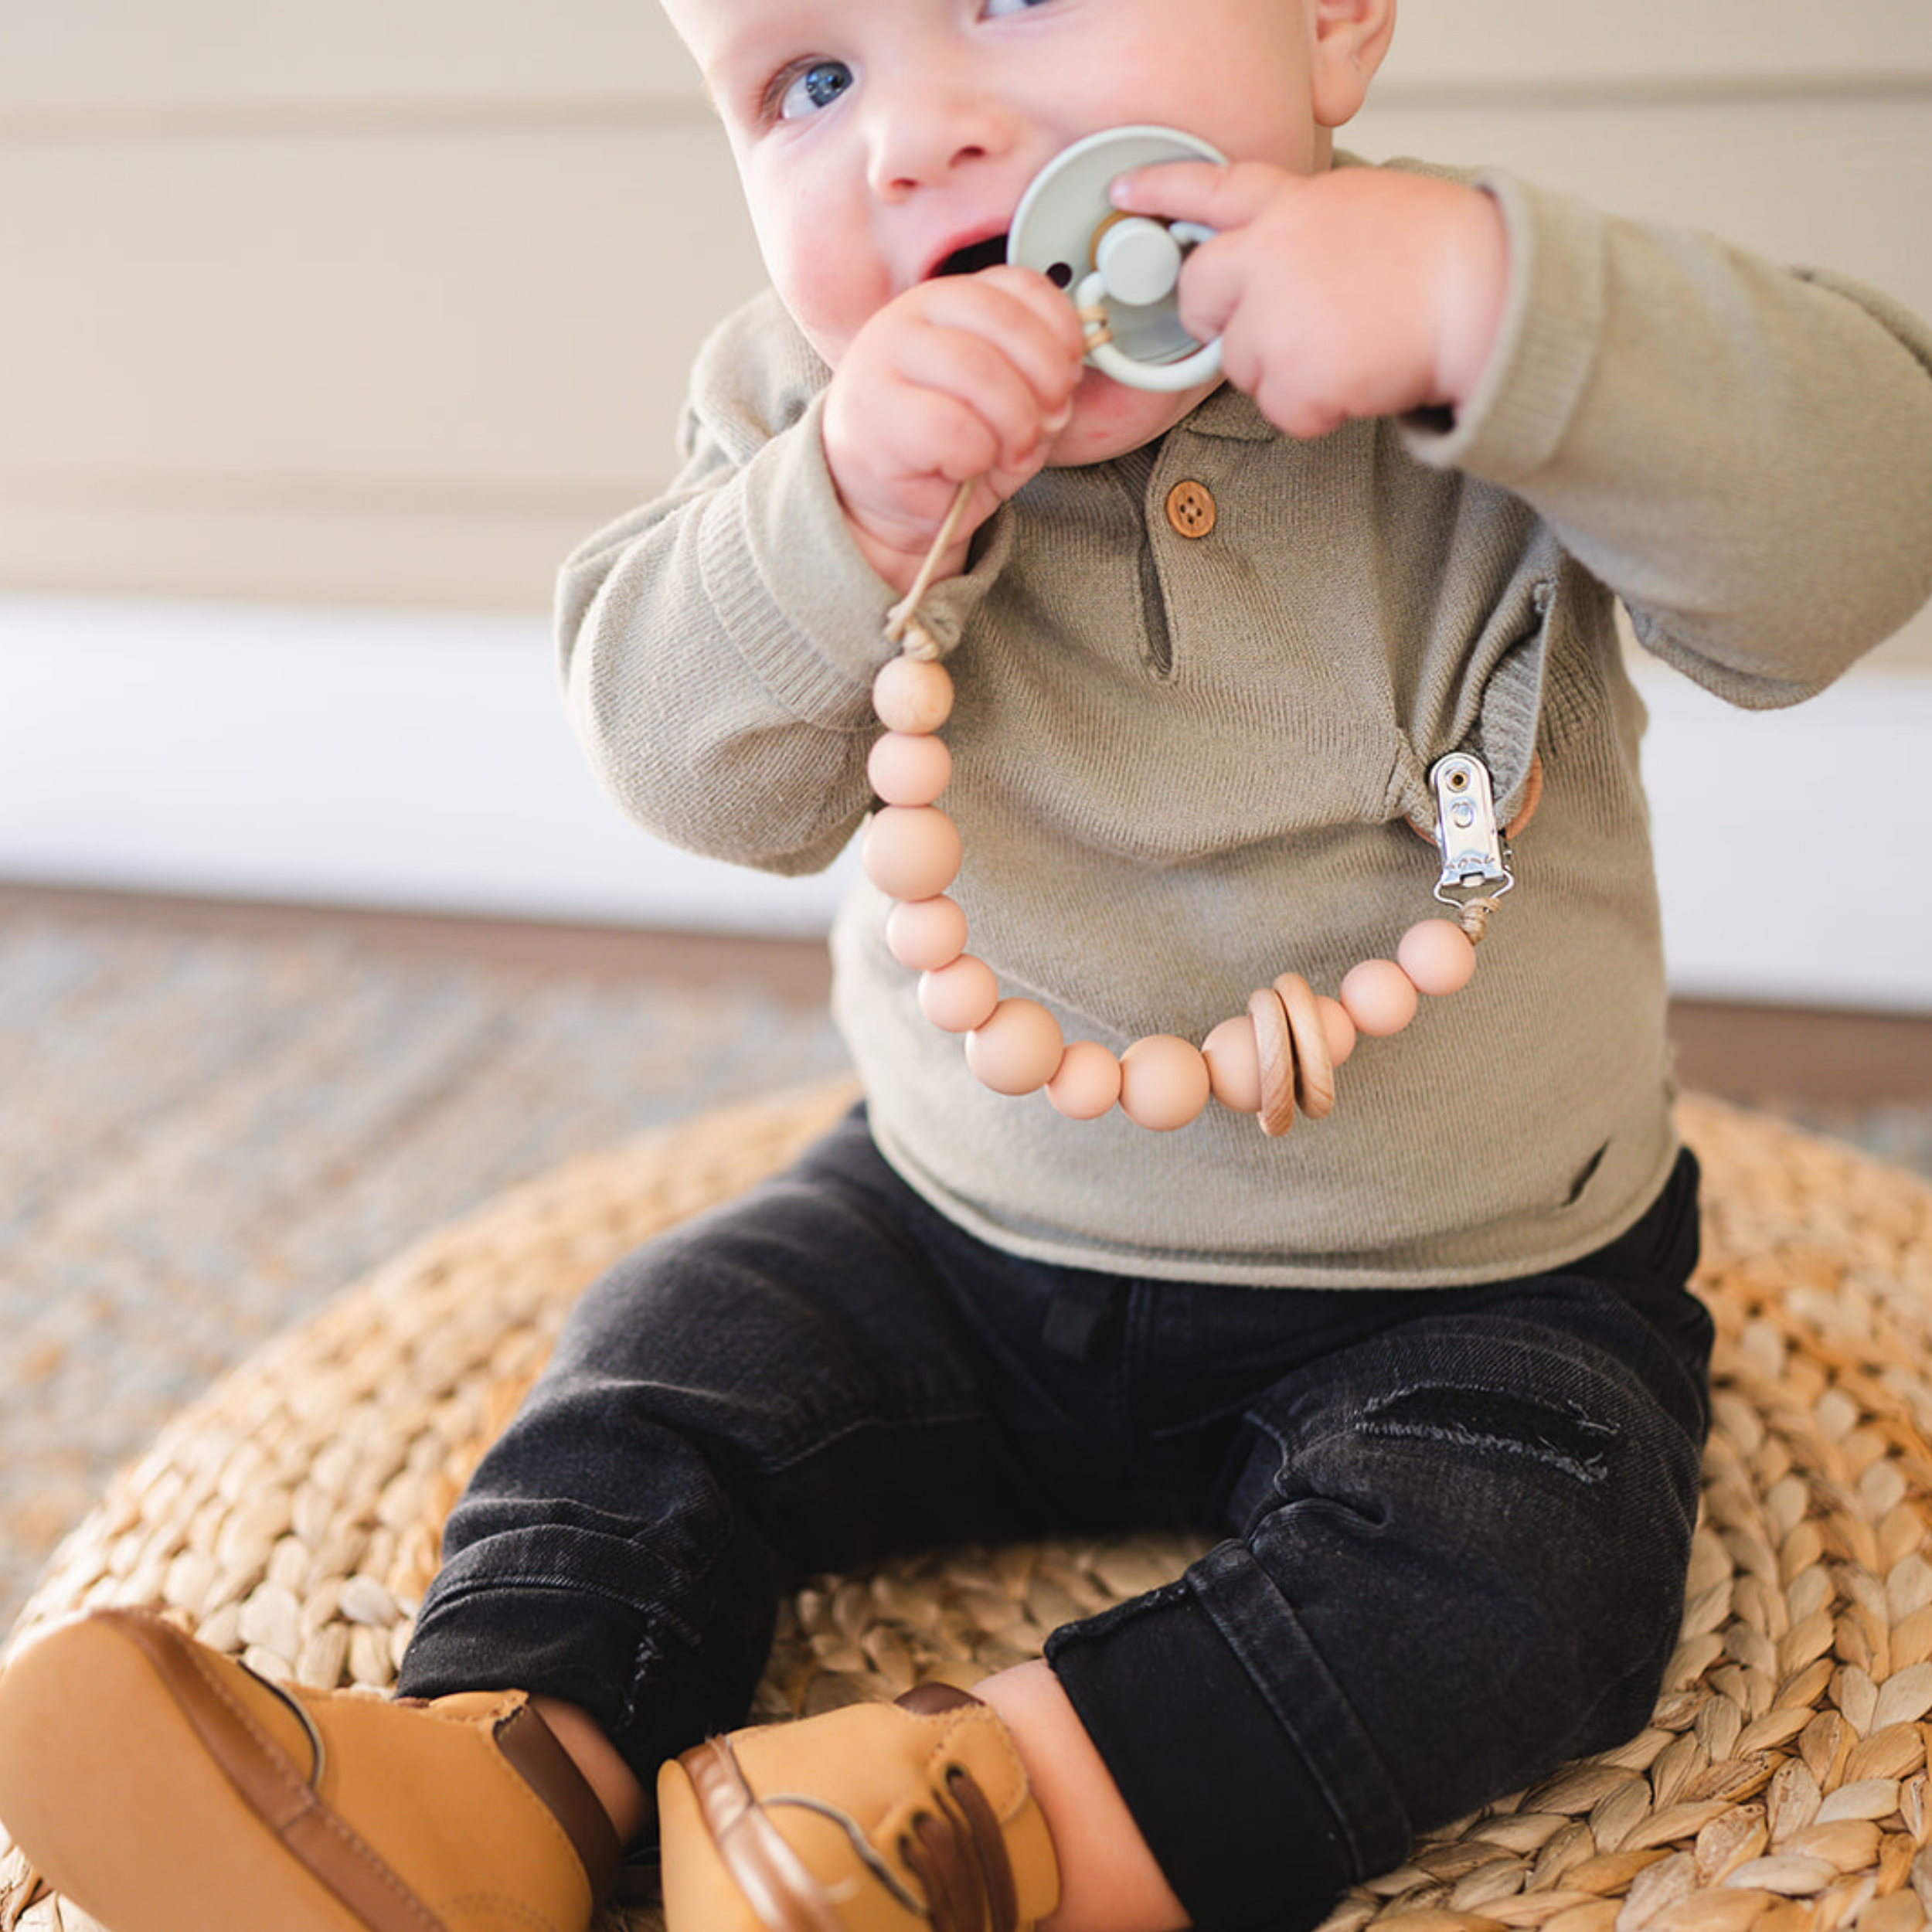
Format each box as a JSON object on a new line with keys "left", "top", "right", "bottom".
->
{"left": 397, "top": 1107, "right": 1043, "bottom": 1781}
{"left": 1049, "top": 1276, "right": 1710, "bottom": 1932}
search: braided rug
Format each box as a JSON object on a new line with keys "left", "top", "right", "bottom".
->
{"left": 5, "top": 1081, "right": 1932, "bottom": 1932}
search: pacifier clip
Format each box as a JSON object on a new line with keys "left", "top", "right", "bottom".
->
{"left": 860, "top": 481, "right": 1529, "bottom": 1135}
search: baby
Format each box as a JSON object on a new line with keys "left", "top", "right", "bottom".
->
{"left": 5, "top": 2, "right": 1931, "bottom": 1930}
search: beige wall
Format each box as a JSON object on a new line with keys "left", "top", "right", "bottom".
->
{"left": 3, "top": 1, "right": 1930, "bottom": 668}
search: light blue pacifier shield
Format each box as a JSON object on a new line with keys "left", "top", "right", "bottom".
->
{"left": 1008, "top": 126, "right": 1226, "bottom": 393}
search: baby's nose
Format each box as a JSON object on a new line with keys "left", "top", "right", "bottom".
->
{"left": 868, "top": 87, "right": 1019, "bottom": 198}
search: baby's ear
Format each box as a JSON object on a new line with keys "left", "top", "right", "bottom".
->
{"left": 1309, "top": 0, "right": 1397, "bottom": 130}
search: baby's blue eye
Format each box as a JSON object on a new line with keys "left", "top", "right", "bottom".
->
{"left": 983, "top": 0, "right": 1053, "bottom": 13}
{"left": 778, "top": 60, "right": 854, "bottom": 119}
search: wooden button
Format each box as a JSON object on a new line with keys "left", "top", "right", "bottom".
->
{"left": 1164, "top": 480, "right": 1216, "bottom": 539}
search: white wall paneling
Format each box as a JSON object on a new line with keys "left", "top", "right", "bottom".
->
{"left": 1, "top": 596, "right": 1924, "bottom": 1010}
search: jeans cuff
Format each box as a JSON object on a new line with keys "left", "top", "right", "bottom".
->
{"left": 1045, "top": 1546, "right": 1411, "bottom": 1932}
{"left": 397, "top": 1526, "right": 775, "bottom": 1784}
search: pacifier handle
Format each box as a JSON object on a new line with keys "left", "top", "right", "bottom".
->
{"left": 1076, "top": 218, "right": 1222, "bottom": 393}
{"left": 1007, "top": 125, "right": 1226, "bottom": 395}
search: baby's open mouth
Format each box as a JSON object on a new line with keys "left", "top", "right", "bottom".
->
{"left": 932, "top": 234, "right": 1009, "bottom": 278}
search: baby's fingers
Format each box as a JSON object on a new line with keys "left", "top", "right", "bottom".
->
{"left": 893, "top": 324, "right": 1065, "bottom": 475}
{"left": 929, "top": 267, "right": 1087, "bottom": 413}
{"left": 1108, "top": 158, "right": 1292, "bottom": 233}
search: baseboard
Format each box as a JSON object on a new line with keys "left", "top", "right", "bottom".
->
{"left": 0, "top": 593, "right": 1924, "bottom": 1010}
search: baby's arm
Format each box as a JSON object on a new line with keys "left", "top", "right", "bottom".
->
{"left": 556, "top": 297, "right": 940, "bottom": 876}
{"left": 556, "top": 274, "right": 1083, "bottom": 872}
{"left": 1128, "top": 157, "right": 1932, "bottom": 701}
{"left": 821, "top": 267, "right": 1087, "bottom": 594}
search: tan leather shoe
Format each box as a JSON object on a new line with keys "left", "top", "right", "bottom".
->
{"left": 659, "top": 1684, "right": 1060, "bottom": 1932}
{"left": 0, "top": 1606, "right": 621, "bottom": 1932}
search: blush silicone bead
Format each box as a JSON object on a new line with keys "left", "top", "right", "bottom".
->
{"left": 1316, "top": 995, "right": 1357, "bottom": 1069}
{"left": 862, "top": 806, "right": 963, "bottom": 901}
{"left": 872, "top": 655, "right": 954, "bottom": 735}
{"left": 1338, "top": 957, "right": 1420, "bottom": 1038}
{"left": 886, "top": 896, "right": 969, "bottom": 972}
{"left": 866, "top": 475, "right": 1503, "bottom": 1131}
{"left": 1117, "top": 1035, "right": 1212, "bottom": 1132}
{"left": 920, "top": 955, "right": 1000, "bottom": 1033}
{"left": 1201, "top": 1013, "right": 1262, "bottom": 1114}
{"left": 965, "top": 998, "right": 1066, "bottom": 1097}
{"left": 1396, "top": 917, "right": 1478, "bottom": 998}
{"left": 1047, "top": 1039, "right": 1124, "bottom": 1120}
{"left": 868, "top": 731, "right": 953, "bottom": 807}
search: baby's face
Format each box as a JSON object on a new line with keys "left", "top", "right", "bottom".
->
{"left": 667, "top": 0, "right": 1352, "bottom": 464}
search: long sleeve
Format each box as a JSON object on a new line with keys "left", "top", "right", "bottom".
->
{"left": 1403, "top": 168, "right": 1932, "bottom": 708}
{"left": 555, "top": 290, "right": 988, "bottom": 875}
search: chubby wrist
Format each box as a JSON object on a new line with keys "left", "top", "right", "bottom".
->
{"left": 839, "top": 502, "right": 971, "bottom": 600}
{"left": 1431, "top": 183, "right": 1512, "bottom": 413}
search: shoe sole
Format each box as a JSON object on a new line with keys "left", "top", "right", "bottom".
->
{"left": 0, "top": 1614, "right": 376, "bottom": 1932}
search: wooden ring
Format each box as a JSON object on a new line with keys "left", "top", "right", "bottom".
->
{"left": 1247, "top": 985, "right": 1296, "bottom": 1138}
{"left": 1274, "top": 971, "right": 1335, "bottom": 1122}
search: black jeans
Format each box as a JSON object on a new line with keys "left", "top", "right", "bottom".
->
{"left": 400, "top": 1106, "right": 1711, "bottom": 1932}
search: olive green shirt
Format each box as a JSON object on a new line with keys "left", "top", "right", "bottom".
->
{"left": 558, "top": 163, "right": 1932, "bottom": 1287}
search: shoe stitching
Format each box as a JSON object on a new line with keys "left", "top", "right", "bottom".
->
{"left": 445, "top": 1893, "right": 573, "bottom": 1932}
{"left": 167, "top": 1629, "right": 447, "bottom": 1932}
{"left": 932, "top": 1708, "right": 1030, "bottom": 1822}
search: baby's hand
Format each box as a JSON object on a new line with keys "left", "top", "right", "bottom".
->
{"left": 822, "top": 267, "right": 1086, "bottom": 597}
{"left": 1113, "top": 162, "right": 1510, "bottom": 439}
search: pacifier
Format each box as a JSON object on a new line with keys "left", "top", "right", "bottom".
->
{"left": 1007, "top": 126, "right": 1226, "bottom": 393}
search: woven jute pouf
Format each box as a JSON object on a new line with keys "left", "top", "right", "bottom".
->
{"left": 5, "top": 1081, "right": 1932, "bottom": 1932}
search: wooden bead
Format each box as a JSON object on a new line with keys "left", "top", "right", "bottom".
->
{"left": 862, "top": 806, "right": 961, "bottom": 901}
{"left": 967, "top": 998, "right": 1065, "bottom": 1097}
{"left": 919, "top": 955, "right": 998, "bottom": 1033}
{"left": 1274, "top": 972, "right": 1335, "bottom": 1121}
{"left": 1201, "top": 1015, "right": 1262, "bottom": 1114}
{"left": 1338, "top": 957, "right": 1418, "bottom": 1038}
{"left": 886, "top": 896, "right": 968, "bottom": 972}
{"left": 1247, "top": 987, "right": 1295, "bottom": 1137}
{"left": 867, "top": 730, "right": 952, "bottom": 807}
{"left": 1047, "top": 1040, "right": 1123, "bottom": 1120}
{"left": 1315, "top": 995, "right": 1356, "bottom": 1069}
{"left": 1396, "top": 918, "right": 1477, "bottom": 997}
{"left": 1118, "top": 1035, "right": 1211, "bottom": 1132}
{"left": 872, "top": 655, "right": 954, "bottom": 734}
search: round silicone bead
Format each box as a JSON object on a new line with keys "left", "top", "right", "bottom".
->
{"left": 862, "top": 806, "right": 962, "bottom": 901}
{"left": 867, "top": 730, "right": 953, "bottom": 807}
{"left": 1117, "top": 1034, "right": 1211, "bottom": 1131}
{"left": 1047, "top": 1039, "right": 1124, "bottom": 1120}
{"left": 886, "top": 896, "right": 968, "bottom": 972}
{"left": 966, "top": 998, "right": 1065, "bottom": 1097}
{"left": 1338, "top": 958, "right": 1419, "bottom": 1038}
{"left": 1396, "top": 918, "right": 1478, "bottom": 998}
{"left": 872, "top": 655, "right": 954, "bottom": 734}
{"left": 919, "top": 955, "right": 1000, "bottom": 1033}
{"left": 1315, "top": 995, "right": 1357, "bottom": 1069}
{"left": 1201, "top": 1014, "right": 1262, "bottom": 1114}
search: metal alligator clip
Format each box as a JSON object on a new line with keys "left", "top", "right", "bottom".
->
{"left": 1429, "top": 753, "right": 1515, "bottom": 910}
